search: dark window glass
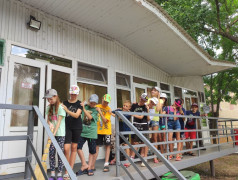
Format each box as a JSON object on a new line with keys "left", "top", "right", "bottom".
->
{"left": 133, "top": 76, "right": 157, "bottom": 87}
{"left": 116, "top": 73, "right": 130, "bottom": 88}
{"left": 160, "top": 83, "right": 170, "bottom": 91}
{"left": 174, "top": 86, "right": 182, "bottom": 98}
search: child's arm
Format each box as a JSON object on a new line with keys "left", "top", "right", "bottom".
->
{"left": 109, "top": 109, "right": 115, "bottom": 117}
{"left": 82, "top": 103, "right": 93, "bottom": 120}
{"left": 53, "top": 115, "right": 63, "bottom": 136}
{"left": 62, "top": 104, "right": 82, "bottom": 118}
{"left": 96, "top": 107, "right": 108, "bottom": 123}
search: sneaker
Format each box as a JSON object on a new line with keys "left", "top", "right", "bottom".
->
{"left": 141, "top": 162, "right": 145, "bottom": 167}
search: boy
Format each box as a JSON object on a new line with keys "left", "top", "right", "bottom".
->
{"left": 130, "top": 93, "right": 149, "bottom": 167}
{"left": 95, "top": 94, "right": 112, "bottom": 172}
{"left": 110, "top": 100, "right": 132, "bottom": 168}
{"left": 185, "top": 103, "right": 200, "bottom": 156}
{"left": 76, "top": 94, "right": 99, "bottom": 176}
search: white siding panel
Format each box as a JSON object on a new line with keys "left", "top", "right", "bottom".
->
{"left": 0, "top": 0, "right": 204, "bottom": 91}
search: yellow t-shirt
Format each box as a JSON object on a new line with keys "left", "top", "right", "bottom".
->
{"left": 148, "top": 98, "right": 164, "bottom": 121}
{"left": 96, "top": 104, "right": 112, "bottom": 135}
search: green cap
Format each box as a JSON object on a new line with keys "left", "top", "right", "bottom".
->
{"left": 103, "top": 94, "right": 111, "bottom": 103}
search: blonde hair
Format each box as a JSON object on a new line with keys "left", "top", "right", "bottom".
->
{"left": 123, "top": 100, "right": 132, "bottom": 106}
{"left": 48, "top": 96, "right": 61, "bottom": 120}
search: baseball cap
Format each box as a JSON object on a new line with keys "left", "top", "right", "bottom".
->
{"left": 103, "top": 94, "right": 111, "bottom": 103}
{"left": 150, "top": 97, "right": 159, "bottom": 105}
{"left": 152, "top": 86, "right": 161, "bottom": 93}
{"left": 160, "top": 93, "right": 167, "bottom": 99}
{"left": 191, "top": 103, "right": 198, "bottom": 107}
{"left": 89, "top": 94, "right": 99, "bottom": 103}
{"left": 174, "top": 99, "right": 182, "bottom": 107}
{"left": 43, "top": 89, "right": 57, "bottom": 99}
{"left": 69, "top": 85, "right": 80, "bottom": 95}
{"left": 141, "top": 93, "right": 148, "bottom": 101}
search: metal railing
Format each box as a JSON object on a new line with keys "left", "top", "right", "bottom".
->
{"left": 115, "top": 111, "right": 238, "bottom": 180}
{"left": 0, "top": 104, "right": 77, "bottom": 180}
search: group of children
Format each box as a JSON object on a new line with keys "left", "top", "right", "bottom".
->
{"left": 44, "top": 85, "right": 201, "bottom": 180}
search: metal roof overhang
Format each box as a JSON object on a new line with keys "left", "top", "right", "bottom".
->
{"left": 20, "top": 0, "right": 236, "bottom": 76}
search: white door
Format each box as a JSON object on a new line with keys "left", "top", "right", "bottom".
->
{"left": 1, "top": 56, "right": 46, "bottom": 174}
{"left": 43, "top": 64, "right": 73, "bottom": 166}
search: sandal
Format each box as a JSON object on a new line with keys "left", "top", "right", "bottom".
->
{"left": 188, "top": 152, "right": 196, "bottom": 156}
{"left": 123, "top": 163, "right": 130, "bottom": 168}
{"left": 76, "top": 169, "right": 88, "bottom": 176}
{"left": 110, "top": 159, "right": 116, "bottom": 165}
{"left": 103, "top": 166, "right": 110, "bottom": 172}
{"left": 63, "top": 174, "right": 70, "bottom": 180}
{"left": 87, "top": 169, "right": 94, "bottom": 176}
{"left": 154, "top": 159, "right": 159, "bottom": 163}
{"left": 175, "top": 156, "right": 182, "bottom": 161}
{"left": 168, "top": 155, "right": 173, "bottom": 160}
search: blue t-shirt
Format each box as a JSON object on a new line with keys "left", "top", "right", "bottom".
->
{"left": 179, "top": 108, "right": 186, "bottom": 130}
{"left": 113, "top": 109, "right": 131, "bottom": 131}
{"left": 185, "top": 110, "right": 200, "bottom": 129}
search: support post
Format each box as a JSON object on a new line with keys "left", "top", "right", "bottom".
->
{"left": 115, "top": 114, "right": 120, "bottom": 177}
{"left": 24, "top": 110, "right": 34, "bottom": 179}
{"left": 209, "top": 160, "right": 215, "bottom": 177}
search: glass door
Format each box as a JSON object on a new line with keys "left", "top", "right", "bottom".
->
{"left": 133, "top": 83, "right": 146, "bottom": 103}
{"left": 2, "top": 56, "right": 46, "bottom": 174}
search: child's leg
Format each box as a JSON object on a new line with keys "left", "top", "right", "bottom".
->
{"left": 168, "top": 132, "right": 173, "bottom": 152}
{"left": 49, "top": 142, "right": 56, "bottom": 175}
{"left": 69, "top": 143, "right": 78, "bottom": 168}
{"left": 152, "top": 125, "right": 159, "bottom": 161}
{"left": 175, "top": 132, "right": 181, "bottom": 157}
{"left": 88, "top": 138, "right": 97, "bottom": 170}
{"left": 64, "top": 143, "right": 71, "bottom": 174}
{"left": 105, "top": 145, "right": 110, "bottom": 164}
{"left": 56, "top": 136, "right": 65, "bottom": 174}
{"left": 92, "top": 145, "right": 100, "bottom": 169}
{"left": 77, "top": 136, "right": 88, "bottom": 170}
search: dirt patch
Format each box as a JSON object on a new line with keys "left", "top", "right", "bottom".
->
{"left": 184, "top": 154, "right": 238, "bottom": 180}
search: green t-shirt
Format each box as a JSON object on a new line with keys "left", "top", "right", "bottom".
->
{"left": 46, "top": 104, "right": 66, "bottom": 136}
{"left": 81, "top": 105, "right": 98, "bottom": 139}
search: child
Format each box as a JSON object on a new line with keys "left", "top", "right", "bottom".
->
{"left": 110, "top": 100, "right": 132, "bottom": 168}
{"left": 178, "top": 99, "right": 186, "bottom": 158}
{"left": 158, "top": 93, "right": 168, "bottom": 154}
{"left": 76, "top": 94, "right": 99, "bottom": 176}
{"left": 61, "top": 85, "right": 82, "bottom": 179}
{"left": 162, "top": 99, "right": 182, "bottom": 161}
{"left": 94, "top": 94, "right": 112, "bottom": 172}
{"left": 44, "top": 89, "right": 66, "bottom": 180}
{"left": 130, "top": 93, "right": 149, "bottom": 167}
{"left": 146, "top": 97, "right": 159, "bottom": 163}
{"left": 185, "top": 103, "right": 200, "bottom": 156}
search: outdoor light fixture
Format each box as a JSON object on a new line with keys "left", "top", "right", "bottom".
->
{"left": 28, "top": 16, "right": 41, "bottom": 30}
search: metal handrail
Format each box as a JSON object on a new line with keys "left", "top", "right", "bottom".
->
{"left": 0, "top": 104, "right": 76, "bottom": 180}
{"left": 115, "top": 110, "right": 238, "bottom": 180}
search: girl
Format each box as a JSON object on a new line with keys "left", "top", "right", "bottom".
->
{"left": 44, "top": 89, "right": 66, "bottom": 180}
{"left": 61, "top": 85, "right": 82, "bottom": 179}
{"left": 162, "top": 99, "right": 182, "bottom": 161}
{"left": 158, "top": 93, "right": 168, "bottom": 154}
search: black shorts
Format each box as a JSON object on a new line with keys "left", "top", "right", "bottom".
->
{"left": 77, "top": 136, "right": 97, "bottom": 154}
{"left": 131, "top": 133, "right": 150, "bottom": 143}
{"left": 65, "top": 128, "right": 81, "bottom": 144}
{"left": 96, "top": 135, "right": 111, "bottom": 146}
{"left": 120, "top": 135, "right": 129, "bottom": 145}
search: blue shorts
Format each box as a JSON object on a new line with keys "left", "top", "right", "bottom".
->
{"left": 168, "top": 120, "right": 181, "bottom": 130}
{"left": 150, "top": 120, "right": 159, "bottom": 127}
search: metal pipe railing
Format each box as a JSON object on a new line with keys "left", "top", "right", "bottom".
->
{"left": 115, "top": 110, "right": 238, "bottom": 179}
{"left": 0, "top": 104, "right": 76, "bottom": 180}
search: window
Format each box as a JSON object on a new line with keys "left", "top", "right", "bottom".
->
{"left": 116, "top": 73, "right": 130, "bottom": 88}
{"left": 0, "top": 40, "right": 5, "bottom": 65}
{"left": 198, "top": 91, "right": 205, "bottom": 103}
{"left": 0, "top": 68, "right": 2, "bottom": 86}
{"left": 78, "top": 63, "right": 107, "bottom": 84}
{"left": 160, "top": 83, "right": 170, "bottom": 91}
{"left": 164, "top": 92, "right": 171, "bottom": 106}
{"left": 133, "top": 76, "right": 157, "bottom": 87}
{"left": 183, "top": 89, "right": 197, "bottom": 96}
{"left": 78, "top": 82, "right": 107, "bottom": 102}
{"left": 174, "top": 86, "right": 182, "bottom": 98}
{"left": 117, "top": 89, "right": 131, "bottom": 108}
{"left": 11, "top": 45, "right": 72, "bottom": 68}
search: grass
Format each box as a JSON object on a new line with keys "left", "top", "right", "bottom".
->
{"left": 184, "top": 153, "right": 238, "bottom": 180}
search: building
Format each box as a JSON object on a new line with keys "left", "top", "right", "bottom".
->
{"left": 0, "top": 0, "right": 235, "bottom": 175}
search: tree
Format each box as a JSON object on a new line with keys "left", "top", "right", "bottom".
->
{"left": 155, "top": 0, "right": 238, "bottom": 116}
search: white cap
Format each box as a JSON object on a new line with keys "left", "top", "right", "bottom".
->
{"left": 69, "top": 85, "right": 80, "bottom": 95}
{"left": 150, "top": 97, "right": 159, "bottom": 105}
{"left": 141, "top": 93, "right": 148, "bottom": 101}
{"left": 89, "top": 94, "right": 99, "bottom": 103}
{"left": 43, "top": 89, "right": 58, "bottom": 99}
{"left": 152, "top": 86, "right": 162, "bottom": 93}
{"left": 160, "top": 93, "right": 167, "bottom": 99}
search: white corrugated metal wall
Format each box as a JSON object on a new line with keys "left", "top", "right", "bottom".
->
{"left": 0, "top": 0, "right": 205, "bottom": 91}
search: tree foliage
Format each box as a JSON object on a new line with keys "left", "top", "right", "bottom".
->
{"left": 156, "top": 0, "right": 238, "bottom": 117}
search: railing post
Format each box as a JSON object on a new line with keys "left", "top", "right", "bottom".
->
{"left": 230, "top": 120, "right": 235, "bottom": 148}
{"left": 115, "top": 114, "right": 120, "bottom": 177}
{"left": 196, "top": 118, "right": 200, "bottom": 156}
{"left": 225, "top": 121, "right": 228, "bottom": 142}
{"left": 165, "top": 118, "right": 169, "bottom": 159}
{"left": 24, "top": 109, "right": 34, "bottom": 179}
{"left": 216, "top": 120, "right": 220, "bottom": 151}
